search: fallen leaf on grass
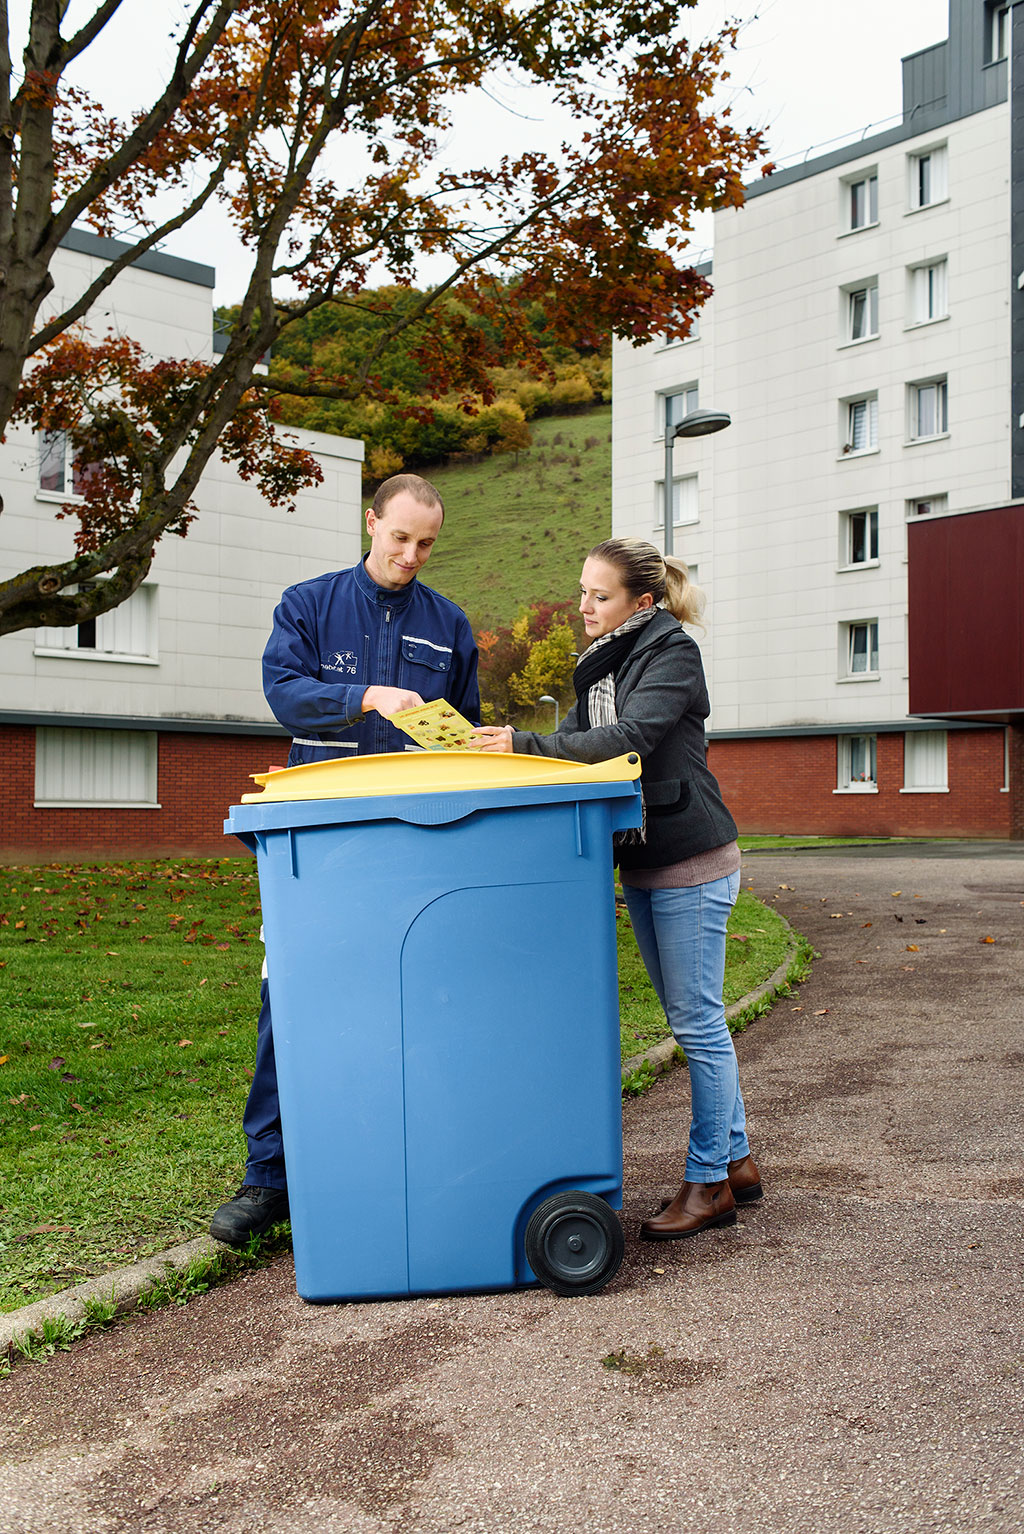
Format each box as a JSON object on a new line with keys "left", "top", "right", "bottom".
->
{"left": 214, "top": 941, "right": 230, "bottom": 951}
{"left": 178, "top": 1039, "right": 192, "bottom": 1048}
{"left": 22, "top": 1224, "right": 73, "bottom": 1237}
{"left": 77, "top": 1021, "right": 96, "bottom": 1028}
{"left": 68, "top": 1101, "right": 85, "bottom": 1111}
{"left": 728, "top": 934, "right": 749, "bottom": 943}
{"left": 48, "top": 1057, "right": 66, "bottom": 1070}
{"left": 0, "top": 1055, "right": 8, "bottom": 1065}
{"left": 14, "top": 920, "right": 25, "bottom": 929}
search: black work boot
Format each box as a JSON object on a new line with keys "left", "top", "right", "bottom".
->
{"left": 209, "top": 1184, "right": 289, "bottom": 1247}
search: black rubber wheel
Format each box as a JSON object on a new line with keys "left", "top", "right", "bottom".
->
{"left": 524, "top": 1191, "right": 624, "bottom": 1297}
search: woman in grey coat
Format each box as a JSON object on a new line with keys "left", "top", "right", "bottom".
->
{"left": 473, "top": 538, "right": 761, "bottom": 1239}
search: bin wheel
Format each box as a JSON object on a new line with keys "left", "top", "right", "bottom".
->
{"left": 524, "top": 1191, "right": 624, "bottom": 1297}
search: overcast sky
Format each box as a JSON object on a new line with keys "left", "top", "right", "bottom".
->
{"left": 12, "top": 0, "right": 951, "bottom": 300}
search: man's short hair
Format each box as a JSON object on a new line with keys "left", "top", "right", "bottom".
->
{"left": 372, "top": 473, "right": 444, "bottom": 519}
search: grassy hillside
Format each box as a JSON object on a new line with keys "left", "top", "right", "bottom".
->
{"left": 365, "top": 405, "right": 612, "bottom": 633}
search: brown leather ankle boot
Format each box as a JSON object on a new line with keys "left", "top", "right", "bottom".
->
{"left": 658, "top": 1153, "right": 763, "bottom": 1213}
{"left": 727, "top": 1153, "right": 763, "bottom": 1204}
{"left": 640, "top": 1178, "right": 737, "bottom": 1241}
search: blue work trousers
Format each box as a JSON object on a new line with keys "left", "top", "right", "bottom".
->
{"left": 242, "top": 981, "right": 288, "bottom": 1191}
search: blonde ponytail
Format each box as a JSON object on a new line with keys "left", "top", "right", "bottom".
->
{"left": 663, "top": 556, "right": 706, "bottom": 629}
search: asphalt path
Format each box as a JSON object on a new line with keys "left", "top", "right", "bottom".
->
{"left": 1, "top": 848, "right": 1022, "bottom": 1534}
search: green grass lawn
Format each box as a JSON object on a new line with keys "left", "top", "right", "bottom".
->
{"left": 366, "top": 406, "right": 613, "bottom": 633}
{"left": 1, "top": 857, "right": 789, "bottom": 1313}
{"left": 737, "top": 835, "right": 922, "bottom": 851}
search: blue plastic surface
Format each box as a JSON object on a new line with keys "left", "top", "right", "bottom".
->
{"left": 226, "top": 778, "right": 642, "bottom": 1300}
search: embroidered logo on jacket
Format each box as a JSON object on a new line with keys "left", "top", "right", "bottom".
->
{"left": 321, "top": 650, "right": 358, "bottom": 674}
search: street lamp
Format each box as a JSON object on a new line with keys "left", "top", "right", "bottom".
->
{"left": 663, "top": 408, "right": 732, "bottom": 557}
{"left": 539, "top": 694, "right": 560, "bottom": 728}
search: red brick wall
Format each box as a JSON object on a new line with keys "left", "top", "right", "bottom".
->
{"left": 1009, "top": 726, "right": 1024, "bottom": 841}
{"left": 0, "top": 725, "right": 286, "bottom": 863}
{"left": 708, "top": 728, "right": 1013, "bottom": 838}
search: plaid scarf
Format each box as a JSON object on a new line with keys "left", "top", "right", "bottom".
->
{"left": 573, "top": 606, "right": 658, "bottom": 843}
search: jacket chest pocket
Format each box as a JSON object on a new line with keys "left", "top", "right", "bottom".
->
{"left": 400, "top": 635, "right": 452, "bottom": 683}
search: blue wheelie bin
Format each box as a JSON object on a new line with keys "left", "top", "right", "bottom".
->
{"left": 224, "top": 749, "right": 642, "bottom": 1301}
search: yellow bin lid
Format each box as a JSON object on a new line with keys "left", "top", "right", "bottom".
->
{"left": 242, "top": 750, "right": 641, "bottom": 803}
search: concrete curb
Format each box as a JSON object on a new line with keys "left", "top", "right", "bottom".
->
{"left": 0, "top": 1235, "right": 226, "bottom": 1352}
{"left": 2, "top": 915, "right": 806, "bottom": 1354}
{"left": 620, "top": 911, "right": 801, "bottom": 1082}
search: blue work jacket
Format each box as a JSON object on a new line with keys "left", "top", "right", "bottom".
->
{"left": 264, "top": 556, "right": 480, "bottom": 765}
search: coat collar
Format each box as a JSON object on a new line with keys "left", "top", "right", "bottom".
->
{"left": 353, "top": 554, "right": 417, "bottom": 608}
{"left": 628, "top": 606, "right": 684, "bottom": 655}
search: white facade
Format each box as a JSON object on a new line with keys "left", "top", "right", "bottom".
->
{"left": 0, "top": 237, "right": 364, "bottom": 731}
{"left": 612, "top": 43, "right": 1011, "bottom": 743}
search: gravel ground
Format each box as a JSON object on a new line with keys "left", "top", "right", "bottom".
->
{"left": 1, "top": 848, "right": 1022, "bottom": 1534}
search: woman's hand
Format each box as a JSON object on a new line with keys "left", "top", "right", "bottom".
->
{"left": 469, "top": 725, "right": 515, "bottom": 753}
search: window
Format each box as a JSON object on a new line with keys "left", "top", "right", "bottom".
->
{"left": 663, "top": 385, "right": 699, "bottom": 435}
{"left": 843, "top": 281, "right": 879, "bottom": 343}
{"left": 34, "top": 728, "right": 159, "bottom": 807}
{"left": 658, "top": 313, "right": 699, "bottom": 348}
{"left": 843, "top": 395, "right": 878, "bottom": 455}
{"left": 837, "top": 734, "right": 878, "bottom": 792}
{"left": 903, "top": 730, "right": 948, "bottom": 792}
{"left": 908, "top": 145, "right": 948, "bottom": 210}
{"left": 842, "top": 620, "right": 879, "bottom": 677}
{"left": 908, "top": 259, "right": 948, "bottom": 325}
{"left": 840, "top": 507, "right": 879, "bottom": 567}
{"left": 908, "top": 378, "right": 948, "bottom": 441}
{"left": 905, "top": 494, "right": 947, "bottom": 519}
{"left": 35, "top": 583, "right": 158, "bottom": 664}
{"left": 844, "top": 172, "right": 878, "bottom": 231}
{"left": 37, "top": 429, "right": 100, "bottom": 499}
{"left": 986, "top": 2, "right": 1009, "bottom": 63}
{"left": 654, "top": 473, "right": 698, "bottom": 530}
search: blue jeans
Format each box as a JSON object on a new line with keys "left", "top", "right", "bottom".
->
{"left": 623, "top": 870, "right": 749, "bottom": 1183}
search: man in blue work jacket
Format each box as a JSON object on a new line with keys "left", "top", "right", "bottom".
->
{"left": 210, "top": 472, "right": 480, "bottom": 1245}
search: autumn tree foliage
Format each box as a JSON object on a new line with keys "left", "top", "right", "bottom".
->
{"left": 477, "top": 599, "right": 586, "bottom": 722}
{"left": 0, "top": 0, "right": 768, "bottom": 637}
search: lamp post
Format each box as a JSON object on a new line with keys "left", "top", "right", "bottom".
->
{"left": 663, "top": 407, "right": 732, "bottom": 557}
{"left": 539, "top": 694, "right": 560, "bottom": 729}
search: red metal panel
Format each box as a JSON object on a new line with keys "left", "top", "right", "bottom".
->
{"left": 908, "top": 504, "right": 1024, "bottom": 718}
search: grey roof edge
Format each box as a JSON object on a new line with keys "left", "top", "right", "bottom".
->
{"left": 59, "top": 227, "right": 216, "bottom": 290}
{"left": 1, "top": 711, "right": 288, "bottom": 737}
{"left": 706, "top": 720, "right": 1002, "bottom": 742}
{"left": 743, "top": 96, "right": 1002, "bottom": 201}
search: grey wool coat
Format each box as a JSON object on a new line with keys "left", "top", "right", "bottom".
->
{"left": 511, "top": 609, "right": 738, "bottom": 870}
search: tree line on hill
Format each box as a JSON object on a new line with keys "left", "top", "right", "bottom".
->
{"left": 219, "top": 285, "right": 610, "bottom": 482}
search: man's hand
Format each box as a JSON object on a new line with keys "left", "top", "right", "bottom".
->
{"left": 361, "top": 686, "right": 425, "bottom": 717}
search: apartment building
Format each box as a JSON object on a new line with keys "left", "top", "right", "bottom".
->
{"left": 0, "top": 230, "right": 363, "bottom": 861}
{"left": 612, "top": 0, "right": 1023, "bottom": 836}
